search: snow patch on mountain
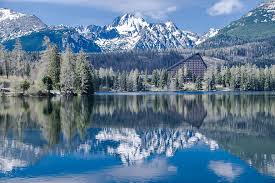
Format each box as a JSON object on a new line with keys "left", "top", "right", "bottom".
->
{"left": 196, "top": 28, "right": 219, "bottom": 45}
{"left": 96, "top": 35, "right": 141, "bottom": 51}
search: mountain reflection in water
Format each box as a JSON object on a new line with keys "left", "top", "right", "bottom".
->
{"left": 0, "top": 93, "right": 275, "bottom": 182}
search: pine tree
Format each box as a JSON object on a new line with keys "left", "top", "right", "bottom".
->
{"left": 258, "top": 70, "right": 265, "bottom": 91}
{"left": 42, "top": 76, "right": 53, "bottom": 94}
{"left": 132, "top": 69, "right": 140, "bottom": 91}
{"left": 144, "top": 70, "right": 149, "bottom": 85}
{"left": 12, "top": 39, "right": 25, "bottom": 77}
{"left": 20, "top": 80, "right": 30, "bottom": 95}
{"left": 174, "top": 71, "right": 180, "bottom": 89}
{"left": 75, "top": 50, "right": 84, "bottom": 92}
{"left": 177, "top": 68, "right": 185, "bottom": 89}
{"left": 152, "top": 70, "right": 159, "bottom": 87}
{"left": 264, "top": 67, "right": 271, "bottom": 91}
{"left": 60, "top": 46, "right": 76, "bottom": 94}
{"left": 210, "top": 73, "right": 216, "bottom": 90}
{"left": 47, "top": 44, "right": 60, "bottom": 89}
{"left": 216, "top": 68, "right": 223, "bottom": 85}
{"left": 25, "top": 63, "right": 31, "bottom": 77}
{"left": 0, "top": 44, "right": 9, "bottom": 78}
{"left": 159, "top": 70, "right": 167, "bottom": 89}
{"left": 75, "top": 50, "right": 94, "bottom": 95}
{"left": 225, "top": 67, "right": 231, "bottom": 87}
{"left": 204, "top": 69, "right": 212, "bottom": 91}
{"left": 240, "top": 66, "right": 247, "bottom": 91}
{"left": 195, "top": 78, "right": 203, "bottom": 90}
{"left": 271, "top": 65, "right": 275, "bottom": 91}
{"left": 119, "top": 72, "right": 127, "bottom": 91}
{"left": 113, "top": 75, "right": 120, "bottom": 91}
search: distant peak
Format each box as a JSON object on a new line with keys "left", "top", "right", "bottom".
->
{"left": 121, "top": 13, "right": 142, "bottom": 18}
{"left": 110, "top": 13, "right": 149, "bottom": 35}
{"left": 165, "top": 21, "right": 175, "bottom": 27}
{"left": 112, "top": 13, "right": 146, "bottom": 26}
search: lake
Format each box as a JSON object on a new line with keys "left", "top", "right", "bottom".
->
{"left": 0, "top": 93, "right": 275, "bottom": 183}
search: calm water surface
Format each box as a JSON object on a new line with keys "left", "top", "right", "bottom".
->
{"left": 0, "top": 93, "right": 275, "bottom": 183}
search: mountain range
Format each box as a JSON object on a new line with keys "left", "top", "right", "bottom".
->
{"left": 201, "top": 0, "right": 275, "bottom": 48}
{"left": 0, "top": 8, "right": 218, "bottom": 52}
{"left": 0, "top": 0, "right": 275, "bottom": 52}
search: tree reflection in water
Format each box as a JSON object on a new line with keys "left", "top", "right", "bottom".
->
{"left": 0, "top": 93, "right": 275, "bottom": 177}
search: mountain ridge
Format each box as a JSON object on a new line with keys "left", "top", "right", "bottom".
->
{"left": 0, "top": 9, "right": 216, "bottom": 52}
{"left": 201, "top": 0, "right": 275, "bottom": 48}
{"left": 0, "top": 8, "right": 47, "bottom": 41}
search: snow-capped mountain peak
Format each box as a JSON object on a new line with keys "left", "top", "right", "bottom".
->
{"left": 0, "top": 8, "right": 47, "bottom": 41}
{"left": 109, "top": 13, "right": 149, "bottom": 35}
{"left": 165, "top": 21, "right": 176, "bottom": 28}
{"left": 94, "top": 13, "right": 202, "bottom": 51}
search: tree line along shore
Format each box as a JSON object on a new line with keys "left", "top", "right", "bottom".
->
{"left": 1, "top": 37, "right": 275, "bottom": 96}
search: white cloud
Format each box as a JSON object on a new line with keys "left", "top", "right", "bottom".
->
{"left": 208, "top": 0, "right": 244, "bottom": 16}
{"left": 208, "top": 161, "right": 243, "bottom": 182}
{"left": 4, "top": 0, "right": 178, "bottom": 19}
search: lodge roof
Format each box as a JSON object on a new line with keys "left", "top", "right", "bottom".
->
{"left": 167, "top": 53, "right": 207, "bottom": 71}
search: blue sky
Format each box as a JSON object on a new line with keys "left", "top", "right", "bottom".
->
{"left": 1, "top": 0, "right": 262, "bottom": 34}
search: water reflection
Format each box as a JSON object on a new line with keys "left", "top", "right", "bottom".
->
{"left": 0, "top": 93, "right": 275, "bottom": 182}
{"left": 208, "top": 161, "right": 243, "bottom": 182}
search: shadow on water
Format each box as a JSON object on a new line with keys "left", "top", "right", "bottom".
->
{"left": 0, "top": 93, "right": 275, "bottom": 181}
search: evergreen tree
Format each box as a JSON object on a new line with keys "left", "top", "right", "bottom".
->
{"left": 210, "top": 73, "right": 216, "bottom": 90}
{"left": 144, "top": 70, "right": 149, "bottom": 85}
{"left": 225, "top": 67, "right": 231, "bottom": 87}
{"left": 20, "top": 80, "right": 30, "bottom": 95}
{"left": 264, "top": 67, "right": 271, "bottom": 91}
{"left": 258, "top": 70, "right": 265, "bottom": 91}
{"left": 60, "top": 46, "right": 76, "bottom": 94}
{"left": 132, "top": 69, "right": 140, "bottom": 91}
{"left": 25, "top": 63, "right": 31, "bottom": 77}
{"left": 216, "top": 68, "right": 223, "bottom": 85}
{"left": 12, "top": 39, "right": 25, "bottom": 77}
{"left": 0, "top": 44, "right": 9, "bottom": 78}
{"left": 152, "top": 70, "right": 159, "bottom": 87}
{"left": 113, "top": 75, "right": 120, "bottom": 91}
{"left": 42, "top": 76, "right": 53, "bottom": 94}
{"left": 174, "top": 71, "right": 180, "bottom": 89}
{"left": 177, "top": 68, "right": 185, "bottom": 89}
{"left": 195, "top": 78, "right": 203, "bottom": 90}
{"left": 240, "top": 66, "right": 248, "bottom": 91}
{"left": 47, "top": 44, "right": 60, "bottom": 89}
{"left": 119, "top": 72, "right": 127, "bottom": 91}
{"left": 159, "top": 70, "right": 167, "bottom": 89}
{"left": 76, "top": 50, "right": 94, "bottom": 95}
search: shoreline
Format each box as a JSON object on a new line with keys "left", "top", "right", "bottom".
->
{"left": 2, "top": 90, "right": 275, "bottom": 97}
{"left": 95, "top": 90, "right": 275, "bottom": 96}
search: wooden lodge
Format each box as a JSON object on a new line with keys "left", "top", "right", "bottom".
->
{"left": 167, "top": 53, "right": 207, "bottom": 78}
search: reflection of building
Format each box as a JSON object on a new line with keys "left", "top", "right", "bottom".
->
{"left": 182, "top": 97, "right": 207, "bottom": 128}
{"left": 167, "top": 53, "right": 207, "bottom": 78}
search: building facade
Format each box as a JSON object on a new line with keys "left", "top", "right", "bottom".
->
{"left": 167, "top": 53, "right": 207, "bottom": 78}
